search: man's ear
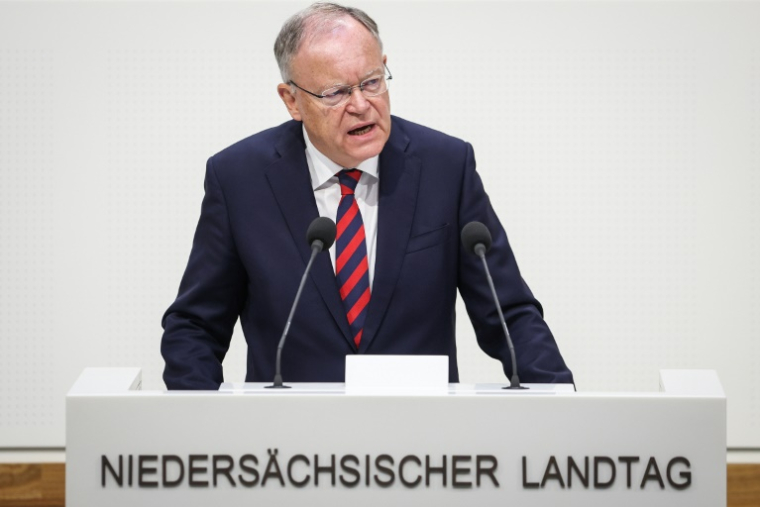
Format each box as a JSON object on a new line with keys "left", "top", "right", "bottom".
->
{"left": 277, "top": 83, "right": 302, "bottom": 121}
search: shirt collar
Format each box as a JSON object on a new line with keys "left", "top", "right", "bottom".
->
{"left": 303, "top": 125, "right": 379, "bottom": 191}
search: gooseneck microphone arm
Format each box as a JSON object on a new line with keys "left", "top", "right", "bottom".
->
{"left": 270, "top": 242, "right": 321, "bottom": 388}
{"left": 461, "top": 222, "right": 526, "bottom": 390}
{"left": 268, "top": 217, "right": 336, "bottom": 389}
{"left": 475, "top": 244, "right": 522, "bottom": 389}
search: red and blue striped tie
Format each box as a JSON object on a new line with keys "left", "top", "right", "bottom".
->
{"left": 335, "top": 169, "right": 371, "bottom": 348}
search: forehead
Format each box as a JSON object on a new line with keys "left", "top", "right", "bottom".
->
{"left": 293, "top": 16, "right": 383, "bottom": 86}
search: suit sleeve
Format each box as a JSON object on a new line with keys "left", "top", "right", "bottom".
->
{"left": 456, "top": 143, "right": 574, "bottom": 384}
{"left": 160, "top": 157, "right": 247, "bottom": 389}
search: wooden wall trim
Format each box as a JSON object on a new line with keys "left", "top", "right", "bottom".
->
{"left": 0, "top": 464, "right": 64, "bottom": 507}
{"left": 0, "top": 463, "right": 757, "bottom": 506}
{"left": 728, "top": 464, "right": 760, "bottom": 507}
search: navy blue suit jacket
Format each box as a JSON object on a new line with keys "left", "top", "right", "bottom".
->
{"left": 161, "top": 116, "right": 573, "bottom": 389}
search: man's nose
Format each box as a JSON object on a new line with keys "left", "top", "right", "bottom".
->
{"left": 345, "top": 87, "right": 370, "bottom": 113}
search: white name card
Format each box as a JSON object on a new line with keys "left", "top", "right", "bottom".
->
{"left": 345, "top": 355, "right": 448, "bottom": 394}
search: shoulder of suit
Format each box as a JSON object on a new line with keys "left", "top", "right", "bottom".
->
{"left": 209, "top": 120, "right": 302, "bottom": 168}
{"left": 391, "top": 116, "right": 466, "bottom": 151}
{"left": 391, "top": 115, "right": 470, "bottom": 155}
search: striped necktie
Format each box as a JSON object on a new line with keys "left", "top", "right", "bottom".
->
{"left": 335, "top": 169, "right": 371, "bottom": 348}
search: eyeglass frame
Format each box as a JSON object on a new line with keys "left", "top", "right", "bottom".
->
{"left": 288, "top": 65, "right": 393, "bottom": 107}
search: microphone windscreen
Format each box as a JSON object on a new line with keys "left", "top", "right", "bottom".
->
{"left": 307, "top": 217, "right": 337, "bottom": 249}
{"left": 461, "top": 221, "right": 492, "bottom": 255}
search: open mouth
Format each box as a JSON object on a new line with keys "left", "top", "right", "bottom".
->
{"left": 348, "top": 124, "right": 374, "bottom": 136}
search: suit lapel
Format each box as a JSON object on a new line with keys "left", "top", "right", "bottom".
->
{"left": 265, "top": 122, "right": 353, "bottom": 346}
{"left": 359, "top": 122, "right": 420, "bottom": 352}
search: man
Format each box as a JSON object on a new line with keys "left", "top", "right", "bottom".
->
{"left": 161, "top": 2, "right": 572, "bottom": 389}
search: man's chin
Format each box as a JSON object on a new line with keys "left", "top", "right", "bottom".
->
{"left": 342, "top": 136, "right": 387, "bottom": 165}
{"left": 342, "top": 148, "right": 382, "bottom": 167}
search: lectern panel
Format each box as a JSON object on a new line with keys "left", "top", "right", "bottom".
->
{"left": 66, "top": 369, "right": 725, "bottom": 506}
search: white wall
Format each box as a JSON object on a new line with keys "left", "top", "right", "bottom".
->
{"left": 1, "top": 0, "right": 758, "bottom": 449}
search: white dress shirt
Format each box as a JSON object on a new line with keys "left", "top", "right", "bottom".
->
{"left": 303, "top": 126, "right": 379, "bottom": 288}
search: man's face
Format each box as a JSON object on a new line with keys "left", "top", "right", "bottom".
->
{"left": 278, "top": 17, "right": 391, "bottom": 169}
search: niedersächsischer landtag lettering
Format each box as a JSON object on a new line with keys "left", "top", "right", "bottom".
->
{"left": 100, "top": 452, "right": 693, "bottom": 491}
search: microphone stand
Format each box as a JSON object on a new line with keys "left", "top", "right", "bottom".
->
{"left": 267, "top": 240, "right": 324, "bottom": 389}
{"left": 474, "top": 244, "right": 527, "bottom": 390}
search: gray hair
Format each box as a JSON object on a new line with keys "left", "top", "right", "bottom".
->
{"left": 274, "top": 2, "right": 383, "bottom": 83}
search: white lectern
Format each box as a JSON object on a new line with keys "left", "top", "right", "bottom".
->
{"left": 67, "top": 368, "right": 725, "bottom": 506}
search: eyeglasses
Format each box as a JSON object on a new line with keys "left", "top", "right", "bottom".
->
{"left": 289, "top": 65, "right": 392, "bottom": 108}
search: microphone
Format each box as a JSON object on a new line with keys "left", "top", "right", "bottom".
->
{"left": 461, "top": 222, "right": 526, "bottom": 390}
{"left": 268, "top": 217, "right": 336, "bottom": 388}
